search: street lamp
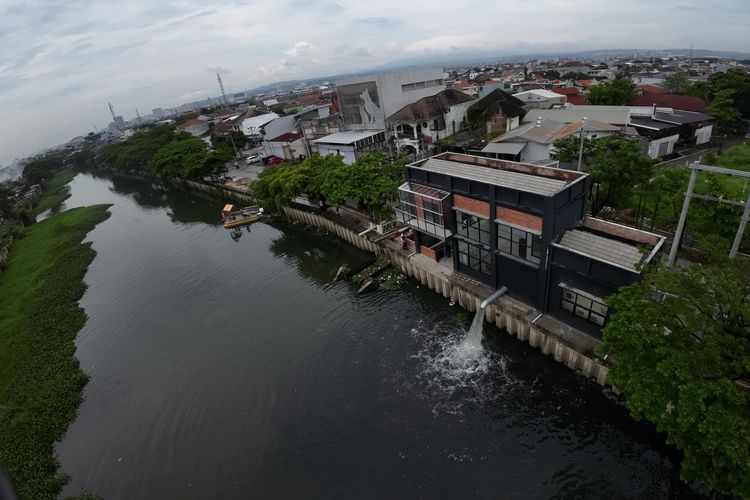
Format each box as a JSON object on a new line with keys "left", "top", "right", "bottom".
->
{"left": 576, "top": 116, "right": 588, "bottom": 171}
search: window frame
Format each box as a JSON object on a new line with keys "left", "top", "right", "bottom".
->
{"left": 560, "top": 286, "right": 608, "bottom": 326}
{"left": 496, "top": 221, "right": 541, "bottom": 265}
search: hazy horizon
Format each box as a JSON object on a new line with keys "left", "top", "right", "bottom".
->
{"left": 2, "top": 0, "right": 749, "bottom": 165}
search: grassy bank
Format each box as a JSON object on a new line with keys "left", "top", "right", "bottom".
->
{"left": 0, "top": 205, "right": 111, "bottom": 499}
{"left": 31, "top": 169, "right": 77, "bottom": 218}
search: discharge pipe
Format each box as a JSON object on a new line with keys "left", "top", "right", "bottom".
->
{"left": 480, "top": 286, "right": 508, "bottom": 310}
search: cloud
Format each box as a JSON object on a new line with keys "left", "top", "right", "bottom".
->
{"left": 285, "top": 41, "right": 314, "bottom": 57}
{"left": 0, "top": 0, "right": 748, "bottom": 164}
{"left": 349, "top": 47, "right": 371, "bottom": 58}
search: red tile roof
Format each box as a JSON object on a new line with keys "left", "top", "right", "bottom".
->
{"left": 628, "top": 94, "right": 709, "bottom": 113}
{"left": 566, "top": 95, "right": 589, "bottom": 105}
{"left": 637, "top": 84, "right": 666, "bottom": 94}
{"left": 553, "top": 87, "right": 581, "bottom": 95}
{"left": 268, "top": 132, "right": 303, "bottom": 142}
{"left": 177, "top": 119, "right": 203, "bottom": 130}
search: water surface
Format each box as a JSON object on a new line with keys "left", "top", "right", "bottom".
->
{"left": 56, "top": 173, "right": 697, "bottom": 499}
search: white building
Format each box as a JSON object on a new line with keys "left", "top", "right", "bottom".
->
{"left": 335, "top": 68, "right": 445, "bottom": 131}
{"left": 480, "top": 118, "right": 619, "bottom": 163}
{"left": 387, "top": 89, "right": 476, "bottom": 155}
{"left": 313, "top": 130, "right": 387, "bottom": 164}
{"left": 512, "top": 89, "right": 567, "bottom": 109}
{"left": 241, "top": 112, "right": 279, "bottom": 137}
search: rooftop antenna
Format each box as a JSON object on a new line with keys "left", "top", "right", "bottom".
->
{"left": 108, "top": 102, "right": 117, "bottom": 123}
{"left": 135, "top": 108, "right": 141, "bottom": 120}
{"left": 217, "top": 72, "right": 228, "bottom": 105}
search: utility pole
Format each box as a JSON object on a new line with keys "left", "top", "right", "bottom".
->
{"left": 108, "top": 102, "right": 118, "bottom": 129}
{"left": 667, "top": 166, "right": 698, "bottom": 267}
{"left": 729, "top": 190, "right": 750, "bottom": 258}
{"left": 576, "top": 117, "right": 588, "bottom": 171}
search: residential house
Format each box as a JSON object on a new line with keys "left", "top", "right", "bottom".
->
{"left": 524, "top": 106, "right": 714, "bottom": 158}
{"left": 552, "top": 87, "right": 588, "bottom": 105}
{"left": 176, "top": 119, "right": 209, "bottom": 138}
{"left": 465, "top": 89, "right": 527, "bottom": 135}
{"left": 628, "top": 93, "right": 710, "bottom": 113}
{"left": 479, "top": 118, "right": 619, "bottom": 163}
{"left": 387, "top": 89, "right": 476, "bottom": 155}
{"left": 263, "top": 132, "right": 307, "bottom": 161}
{"left": 313, "top": 131, "right": 387, "bottom": 164}
{"left": 395, "top": 152, "right": 665, "bottom": 337}
{"left": 241, "top": 112, "right": 280, "bottom": 138}
{"left": 513, "top": 89, "right": 567, "bottom": 109}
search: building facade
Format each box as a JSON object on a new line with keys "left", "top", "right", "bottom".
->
{"left": 396, "top": 153, "right": 664, "bottom": 337}
{"left": 335, "top": 68, "right": 446, "bottom": 131}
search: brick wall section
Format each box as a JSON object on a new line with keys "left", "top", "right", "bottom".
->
{"left": 453, "top": 194, "right": 490, "bottom": 218}
{"left": 420, "top": 245, "right": 438, "bottom": 261}
{"left": 496, "top": 205, "right": 543, "bottom": 233}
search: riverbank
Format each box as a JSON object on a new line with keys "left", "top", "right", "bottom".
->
{"left": 31, "top": 169, "right": 77, "bottom": 218}
{"left": 0, "top": 205, "right": 111, "bottom": 499}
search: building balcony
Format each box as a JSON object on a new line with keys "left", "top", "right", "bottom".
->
{"left": 395, "top": 182, "right": 452, "bottom": 240}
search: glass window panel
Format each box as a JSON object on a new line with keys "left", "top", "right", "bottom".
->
{"left": 590, "top": 313, "right": 605, "bottom": 326}
{"left": 591, "top": 302, "right": 608, "bottom": 316}
{"left": 575, "top": 306, "right": 589, "bottom": 319}
{"left": 576, "top": 296, "right": 592, "bottom": 309}
{"left": 561, "top": 300, "right": 574, "bottom": 312}
{"left": 563, "top": 290, "right": 576, "bottom": 301}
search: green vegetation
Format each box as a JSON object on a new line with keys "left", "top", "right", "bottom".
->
{"left": 662, "top": 71, "right": 690, "bottom": 94}
{"left": 553, "top": 135, "right": 655, "bottom": 216}
{"left": 627, "top": 143, "right": 750, "bottom": 247}
{"left": 707, "top": 89, "right": 742, "bottom": 133}
{"left": 30, "top": 169, "right": 77, "bottom": 218}
{"left": 587, "top": 79, "right": 637, "bottom": 105}
{"left": 21, "top": 152, "right": 70, "bottom": 186}
{"left": 601, "top": 255, "right": 750, "bottom": 498}
{"left": 251, "top": 153, "right": 408, "bottom": 219}
{"left": 0, "top": 205, "right": 111, "bottom": 499}
{"left": 97, "top": 125, "right": 230, "bottom": 180}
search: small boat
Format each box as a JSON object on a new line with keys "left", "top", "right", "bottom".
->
{"left": 220, "top": 204, "right": 264, "bottom": 229}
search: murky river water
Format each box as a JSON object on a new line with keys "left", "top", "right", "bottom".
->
{"left": 54, "top": 172, "right": 699, "bottom": 499}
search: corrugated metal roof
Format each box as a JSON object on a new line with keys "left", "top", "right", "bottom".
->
{"left": 558, "top": 229, "right": 644, "bottom": 271}
{"left": 418, "top": 157, "right": 569, "bottom": 196}
{"left": 313, "top": 130, "right": 385, "bottom": 145}
{"left": 480, "top": 142, "right": 527, "bottom": 155}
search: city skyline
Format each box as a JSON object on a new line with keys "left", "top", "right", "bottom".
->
{"left": 2, "top": 0, "right": 750, "bottom": 165}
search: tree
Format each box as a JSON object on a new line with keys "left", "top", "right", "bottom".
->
{"left": 600, "top": 257, "right": 750, "bottom": 498}
{"left": 551, "top": 135, "right": 596, "bottom": 169}
{"left": 211, "top": 131, "right": 247, "bottom": 151}
{"left": 707, "top": 89, "right": 741, "bottom": 133}
{"left": 686, "top": 80, "right": 709, "bottom": 99}
{"left": 587, "top": 137, "right": 654, "bottom": 216}
{"left": 148, "top": 138, "right": 230, "bottom": 179}
{"left": 706, "top": 68, "right": 750, "bottom": 119}
{"left": 21, "top": 153, "right": 68, "bottom": 185}
{"left": 542, "top": 70, "right": 560, "bottom": 80}
{"left": 662, "top": 72, "right": 690, "bottom": 94}
{"left": 587, "top": 79, "right": 638, "bottom": 105}
{"left": 97, "top": 125, "right": 185, "bottom": 171}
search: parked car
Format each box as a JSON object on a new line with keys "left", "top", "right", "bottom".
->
{"left": 245, "top": 154, "right": 261, "bottom": 165}
{"left": 264, "top": 155, "right": 283, "bottom": 165}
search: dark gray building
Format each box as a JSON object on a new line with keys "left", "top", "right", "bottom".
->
{"left": 395, "top": 152, "right": 665, "bottom": 337}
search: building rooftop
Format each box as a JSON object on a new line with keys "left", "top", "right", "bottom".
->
{"left": 558, "top": 230, "right": 645, "bottom": 271}
{"left": 387, "top": 89, "right": 476, "bottom": 122}
{"left": 555, "top": 217, "right": 666, "bottom": 272}
{"left": 653, "top": 109, "right": 713, "bottom": 124}
{"left": 488, "top": 119, "right": 619, "bottom": 146}
{"left": 268, "top": 132, "right": 303, "bottom": 142}
{"left": 412, "top": 153, "right": 586, "bottom": 197}
{"left": 313, "top": 130, "right": 384, "bottom": 145}
{"left": 515, "top": 89, "right": 564, "bottom": 99}
{"left": 525, "top": 106, "right": 631, "bottom": 125}
{"left": 630, "top": 94, "right": 710, "bottom": 113}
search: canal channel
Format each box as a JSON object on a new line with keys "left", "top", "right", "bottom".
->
{"left": 55, "top": 172, "right": 698, "bottom": 499}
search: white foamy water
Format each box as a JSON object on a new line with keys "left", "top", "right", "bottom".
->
{"left": 410, "top": 317, "right": 513, "bottom": 414}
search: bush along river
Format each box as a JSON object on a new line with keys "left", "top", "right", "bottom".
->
{"left": 52, "top": 172, "right": 702, "bottom": 499}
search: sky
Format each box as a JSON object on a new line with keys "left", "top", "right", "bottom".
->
{"left": 1, "top": 0, "right": 749, "bottom": 165}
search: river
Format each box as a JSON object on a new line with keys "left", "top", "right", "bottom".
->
{"left": 54, "top": 172, "right": 698, "bottom": 499}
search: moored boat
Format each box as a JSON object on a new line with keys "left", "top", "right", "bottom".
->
{"left": 220, "top": 204, "right": 264, "bottom": 229}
